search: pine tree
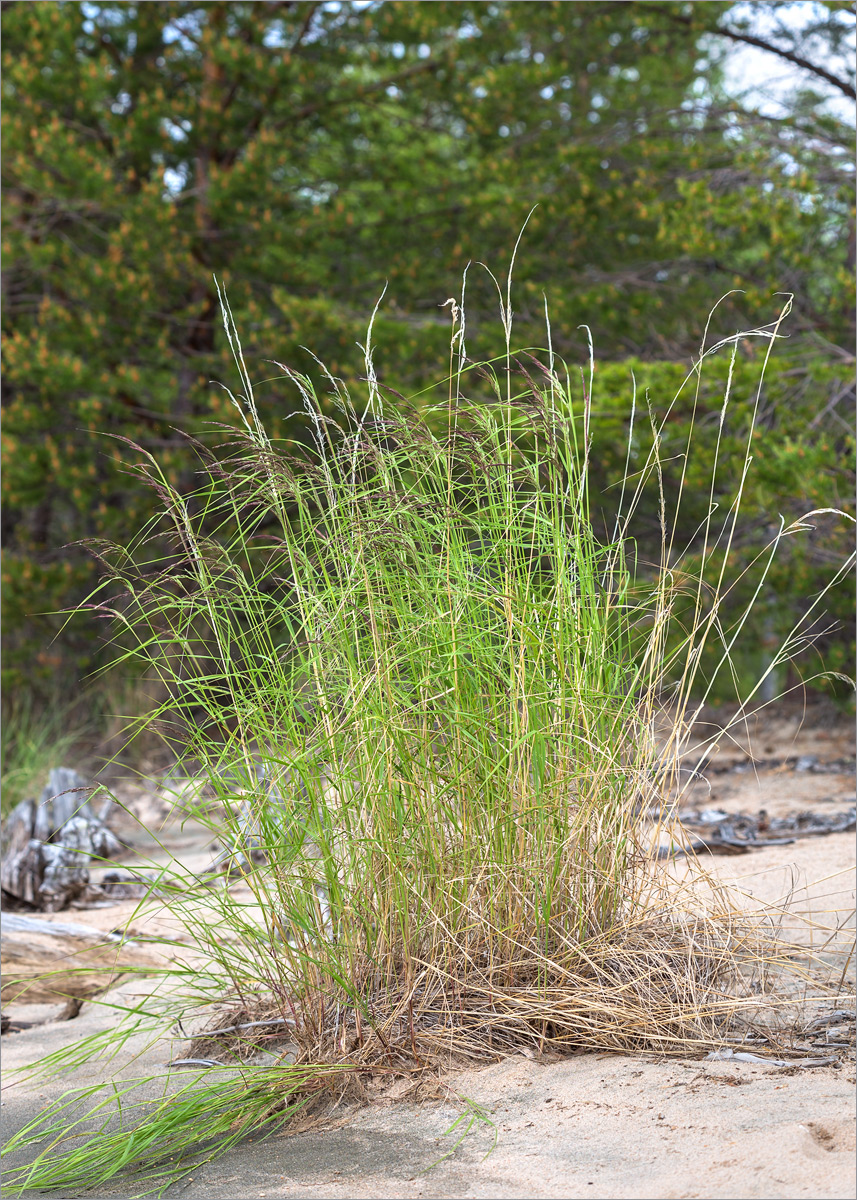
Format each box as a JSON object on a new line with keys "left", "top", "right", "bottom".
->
{"left": 2, "top": 1, "right": 853, "bottom": 695}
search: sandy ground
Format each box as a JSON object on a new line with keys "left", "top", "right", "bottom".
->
{"left": 2, "top": 701, "right": 854, "bottom": 1199}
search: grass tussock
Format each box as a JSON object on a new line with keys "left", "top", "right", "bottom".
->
{"left": 0, "top": 697, "right": 92, "bottom": 818}
{"left": 3, "top": 272, "right": 853, "bottom": 1196}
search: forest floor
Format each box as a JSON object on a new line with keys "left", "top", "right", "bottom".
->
{"left": 2, "top": 700, "right": 854, "bottom": 1200}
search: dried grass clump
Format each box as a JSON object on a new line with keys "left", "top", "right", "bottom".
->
{"left": 291, "top": 914, "right": 770, "bottom": 1066}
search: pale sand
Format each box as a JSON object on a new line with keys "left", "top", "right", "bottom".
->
{"left": 2, "top": 994, "right": 854, "bottom": 1199}
{"left": 2, "top": 702, "right": 854, "bottom": 1199}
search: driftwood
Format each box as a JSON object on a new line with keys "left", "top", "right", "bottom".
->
{"left": 1, "top": 912, "right": 164, "bottom": 1016}
{"left": 673, "top": 805, "right": 857, "bottom": 856}
{"left": 1, "top": 768, "right": 124, "bottom": 911}
{"left": 207, "top": 763, "right": 300, "bottom": 877}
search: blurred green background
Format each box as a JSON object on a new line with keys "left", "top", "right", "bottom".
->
{"left": 2, "top": 0, "right": 854, "bottom": 732}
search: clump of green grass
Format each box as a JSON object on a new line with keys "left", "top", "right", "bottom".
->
{"left": 0, "top": 696, "right": 93, "bottom": 819}
{"left": 3, "top": 269, "right": 853, "bottom": 1195}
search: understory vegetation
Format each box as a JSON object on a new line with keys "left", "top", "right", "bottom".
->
{"left": 3, "top": 277, "right": 854, "bottom": 1196}
{"left": 0, "top": 697, "right": 92, "bottom": 818}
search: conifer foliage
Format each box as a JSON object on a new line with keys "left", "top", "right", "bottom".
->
{"left": 2, "top": 1, "right": 853, "bottom": 696}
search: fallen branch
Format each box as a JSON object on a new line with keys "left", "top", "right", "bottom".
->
{"left": 1, "top": 912, "right": 164, "bottom": 1014}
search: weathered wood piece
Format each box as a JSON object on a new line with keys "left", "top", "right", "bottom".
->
{"left": 1, "top": 912, "right": 164, "bottom": 1010}
{"left": 680, "top": 805, "right": 856, "bottom": 853}
{"left": 32, "top": 768, "right": 98, "bottom": 839}
{"left": 1, "top": 768, "right": 124, "bottom": 911}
